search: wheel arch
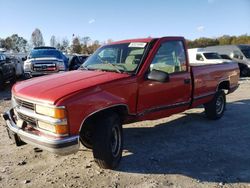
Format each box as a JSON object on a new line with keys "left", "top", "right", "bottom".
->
{"left": 79, "top": 104, "right": 129, "bottom": 134}
{"left": 217, "top": 80, "right": 230, "bottom": 93}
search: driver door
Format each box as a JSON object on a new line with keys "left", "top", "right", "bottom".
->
{"left": 137, "top": 38, "right": 192, "bottom": 120}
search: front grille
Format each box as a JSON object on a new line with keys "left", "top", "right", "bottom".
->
{"left": 17, "top": 112, "right": 37, "bottom": 126}
{"left": 15, "top": 98, "right": 35, "bottom": 111}
{"left": 33, "top": 62, "right": 57, "bottom": 72}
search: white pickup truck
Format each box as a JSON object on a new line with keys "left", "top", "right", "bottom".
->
{"left": 188, "top": 48, "right": 231, "bottom": 65}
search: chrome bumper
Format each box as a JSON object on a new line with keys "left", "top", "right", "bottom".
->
{"left": 24, "top": 71, "right": 66, "bottom": 78}
{"left": 2, "top": 109, "right": 80, "bottom": 155}
{"left": 24, "top": 71, "right": 58, "bottom": 77}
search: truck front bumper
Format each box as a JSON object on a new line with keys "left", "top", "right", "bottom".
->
{"left": 24, "top": 71, "right": 64, "bottom": 78}
{"left": 2, "top": 109, "right": 80, "bottom": 155}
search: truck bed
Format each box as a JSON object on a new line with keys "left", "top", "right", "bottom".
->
{"left": 190, "top": 62, "right": 239, "bottom": 107}
{"left": 190, "top": 61, "right": 232, "bottom": 66}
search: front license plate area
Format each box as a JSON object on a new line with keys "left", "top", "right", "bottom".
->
{"left": 16, "top": 119, "right": 24, "bottom": 128}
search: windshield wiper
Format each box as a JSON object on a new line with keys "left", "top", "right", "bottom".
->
{"left": 79, "top": 65, "right": 89, "bottom": 70}
{"left": 102, "top": 61, "right": 122, "bottom": 73}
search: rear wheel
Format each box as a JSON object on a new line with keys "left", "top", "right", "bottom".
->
{"left": 92, "top": 113, "right": 123, "bottom": 169}
{"left": 0, "top": 73, "right": 5, "bottom": 90}
{"left": 204, "top": 90, "right": 226, "bottom": 120}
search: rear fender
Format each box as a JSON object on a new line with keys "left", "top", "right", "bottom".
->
{"left": 217, "top": 80, "right": 230, "bottom": 92}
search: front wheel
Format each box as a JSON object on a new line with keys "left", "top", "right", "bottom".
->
{"left": 10, "top": 72, "right": 17, "bottom": 84}
{"left": 204, "top": 90, "right": 226, "bottom": 120}
{"left": 80, "top": 125, "right": 93, "bottom": 149}
{"left": 92, "top": 113, "right": 123, "bottom": 169}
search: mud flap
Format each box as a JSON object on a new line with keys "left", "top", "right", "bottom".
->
{"left": 6, "top": 127, "right": 26, "bottom": 147}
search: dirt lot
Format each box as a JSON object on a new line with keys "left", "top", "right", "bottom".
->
{"left": 0, "top": 78, "right": 250, "bottom": 188}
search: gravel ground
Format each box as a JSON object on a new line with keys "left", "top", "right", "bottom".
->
{"left": 0, "top": 78, "right": 250, "bottom": 188}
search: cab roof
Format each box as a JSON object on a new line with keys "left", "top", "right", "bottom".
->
{"left": 109, "top": 37, "right": 158, "bottom": 45}
{"left": 108, "top": 36, "right": 185, "bottom": 45}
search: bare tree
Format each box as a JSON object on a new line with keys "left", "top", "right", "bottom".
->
{"left": 31, "top": 28, "right": 45, "bottom": 47}
{"left": 107, "top": 39, "right": 113, "bottom": 44}
{"left": 87, "top": 40, "right": 100, "bottom": 54}
{"left": 82, "top": 36, "right": 91, "bottom": 46}
{"left": 61, "top": 38, "right": 69, "bottom": 51}
{"left": 50, "top": 35, "right": 57, "bottom": 47}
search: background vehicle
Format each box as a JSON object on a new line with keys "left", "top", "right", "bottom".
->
{"left": 3, "top": 37, "right": 239, "bottom": 169}
{"left": 219, "top": 54, "right": 232, "bottom": 60}
{"left": 205, "top": 45, "right": 250, "bottom": 77}
{"left": 3, "top": 51, "right": 25, "bottom": 77}
{"left": 23, "top": 47, "right": 69, "bottom": 78}
{"left": 188, "top": 48, "right": 231, "bottom": 64}
{"left": 7, "top": 55, "right": 24, "bottom": 77}
{"left": 68, "top": 54, "right": 89, "bottom": 70}
{"left": 0, "top": 53, "right": 16, "bottom": 90}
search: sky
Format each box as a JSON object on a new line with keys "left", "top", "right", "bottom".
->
{"left": 0, "top": 0, "right": 249, "bottom": 45}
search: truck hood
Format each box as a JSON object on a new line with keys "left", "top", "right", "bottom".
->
{"left": 25, "top": 57, "right": 60, "bottom": 63}
{"left": 13, "top": 70, "right": 130, "bottom": 104}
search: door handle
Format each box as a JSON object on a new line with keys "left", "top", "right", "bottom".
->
{"left": 184, "top": 78, "right": 191, "bottom": 84}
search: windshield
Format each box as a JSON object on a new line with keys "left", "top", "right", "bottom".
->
{"left": 203, "top": 52, "right": 221, "bottom": 59}
{"left": 28, "top": 49, "right": 62, "bottom": 59}
{"left": 241, "top": 49, "right": 250, "bottom": 58}
{"left": 82, "top": 42, "right": 148, "bottom": 73}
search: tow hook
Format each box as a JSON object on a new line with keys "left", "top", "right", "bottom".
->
{"left": 24, "top": 73, "right": 32, "bottom": 79}
{"left": 1, "top": 113, "right": 9, "bottom": 121}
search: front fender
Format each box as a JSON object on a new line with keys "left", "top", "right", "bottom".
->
{"left": 57, "top": 83, "right": 137, "bottom": 135}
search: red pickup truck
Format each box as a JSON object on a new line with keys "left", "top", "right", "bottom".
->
{"left": 2, "top": 37, "right": 239, "bottom": 169}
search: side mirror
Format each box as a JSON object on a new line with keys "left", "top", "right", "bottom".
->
{"left": 147, "top": 69, "right": 170, "bottom": 82}
{"left": 22, "top": 56, "right": 27, "bottom": 61}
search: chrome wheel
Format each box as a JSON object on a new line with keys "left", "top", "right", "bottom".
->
{"left": 216, "top": 95, "right": 224, "bottom": 115}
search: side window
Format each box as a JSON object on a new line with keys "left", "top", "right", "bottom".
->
{"left": 196, "top": 54, "right": 204, "bottom": 61}
{"left": 231, "top": 50, "right": 242, "bottom": 59}
{"left": 150, "top": 40, "right": 187, "bottom": 74}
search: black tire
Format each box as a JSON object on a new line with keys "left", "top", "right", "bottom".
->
{"left": 80, "top": 125, "right": 93, "bottom": 149}
{"left": 92, "top": 113, "right": 123, "bottom": 169}
{"left": 204, "top": 90, "right": 226, "bottom": 120}
{"left": 0, "top": 73, "right": 5, "bottom": 91}
{"left": 240, "top": 67, "right": 249, "bottom": 77}
{"left": 10, "top": 71, "right": 17, "bottom": 84}
{"left": 24, "top": 73, "right": 31, "bottom": 79}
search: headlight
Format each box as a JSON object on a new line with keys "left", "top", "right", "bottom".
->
{"left": 57, "top": 61, "right": 66, "bottom": 70}
{"left": 24, "top": 61, "right": 31, "bottom": 69}
{"left": 35, "top": 105, "right": 66, "bottom": 119}
{"left": 11, "top": 96, "right": 17, "bottom": 108}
